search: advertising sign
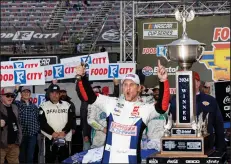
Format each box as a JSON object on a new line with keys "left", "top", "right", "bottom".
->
{"left": 9, "top": 56, "right": 58, "bottom": 66}
{"left": 1, "top": 60, "right": 40, "bottom": 69}
{"left": 1, "top": 67, "right": 45, "bottom": 87}
{"left": 136, "top": 15, "right": 230, "bottom": 88}
{"left": 44, "top": 62, "right": 79, "bottom": 82}
{"left": 143, "top": 22, "right": 178, "bottom": 40}
{"left": 214, "top": 81, "right": 230, "bottom": 122}
{"left": 16, "top": 93, "right": 46, "bottom": 107}
{"left": 89, "top": 63, "right": 136, "bottom": 81}
{"left": 1, "top": 28, "right": 65, "bottom": 43}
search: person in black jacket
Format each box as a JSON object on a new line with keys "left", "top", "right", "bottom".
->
{"left": 169, "top": 72, "right": 226, "bottom": 153}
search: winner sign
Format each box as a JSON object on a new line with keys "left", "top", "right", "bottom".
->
{"left": 89, "top": 63, "right": 136, "bottom": 81}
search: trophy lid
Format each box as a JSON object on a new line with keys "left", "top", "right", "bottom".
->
{"left": 167, "top": 35, "right": 206, "bottom": 46}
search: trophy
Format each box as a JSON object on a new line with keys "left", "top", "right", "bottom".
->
{"left": 147, "top": 8, "right": 216, "bottom": 163}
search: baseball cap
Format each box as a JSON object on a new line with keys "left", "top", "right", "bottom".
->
{"left": 1, "top": 87, "right": 14, "bottom": 94}
{"left": 21, "top": 86, "right": 31, "bottom": 92}
{"left": 121, "top": 73, "right": 140, "bottom": 85}
{"left": 154, "top": 85, "right": 159, "bottom": 89}
{"left": 92, "top": 86, "right": 101, "bottom": 93}
{"left": 50, "top": 85, "right": 60, "bottom": 92}
{"left": 194, "top": 72, "right": 200, "bottom": 81}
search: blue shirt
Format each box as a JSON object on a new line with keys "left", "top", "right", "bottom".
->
{"left": 14, "top": 100, "right": 40, "bottom": 136}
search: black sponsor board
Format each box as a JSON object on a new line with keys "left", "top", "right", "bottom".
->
{"left": 162, "top": 139, "right": 202, "bottom": 152}
{"left": 178, "top": 75, "right": 191, "bottom": 123}
{"left": 146, "top": 151, "right": 226, "bottom": 164}
{"left": 9, "top": 56, "right": 58, "bottom": 66}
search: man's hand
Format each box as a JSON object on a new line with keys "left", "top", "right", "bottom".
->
{"left": 72, "top": 129, "right": 76, "bottom": 135}
{"left": 157, "top": 60, "right": 167, "bottom": 81}
{"left": 58, "top": 131, "right": 66, "bottom": 138}
{"left": 52, "top": 132, "right": 59, "bottom": 139}
{"left": 103, "top": 128, "right": 107, "bottom": 134}
{"left": 0, "top": 120, "right": 6, "bottom": 127}
{"left": 83, "top": 136, "right": 89, "bottom": 142}
{"left": 76, "top": 64, "right": 86, "bottom": 77}
{"left": 113, "top": 78, "right": 120, "bottom": 86}
{"left": 52, "top": 79, "right": 58, "bottom": 84}
{"left": 15, "top": 85, "right": 20, "bottom": 91}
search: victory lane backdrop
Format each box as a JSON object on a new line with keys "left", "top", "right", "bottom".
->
{"left": 136, "top": 15, "right": 230, "bottom": 88}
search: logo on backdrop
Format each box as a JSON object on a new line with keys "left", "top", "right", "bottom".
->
{"left": 143, "top": 22, "right": 178, "bottom": 40}
{"left": 199, "top": 27, "right": 230, "bottom": 81}
{"left": 142, "top": 66, "right": 154, "bottom": 76}
{"left": 156, "top": 45, "right": 167, "bottom": 57}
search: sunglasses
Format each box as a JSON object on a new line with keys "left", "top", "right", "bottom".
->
{"left": 4, "top": 94, "right": 15, "bottom": 98}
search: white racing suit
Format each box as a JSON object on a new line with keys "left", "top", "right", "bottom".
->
{"left": 87, "top": 104, "right": 107, "bottom": 148}
{"left": 76, "top": 77, "right": 170, "bottom": 163}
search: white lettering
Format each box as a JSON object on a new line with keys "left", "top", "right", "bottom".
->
{"left": 167, "top": 159, "right": 178, "bottom": 163}
{"left": 15, "top": 71, "right": 25, "bottom": 83}
{"left": 54, "top": 66, "right": 62, "bottom": 77}
{"left": 186, "top": 160, "right": 200, "bottom": 163}
{"left": 223, "top": 96, "right": 230, "bottom": 104}
{"left": 183, "top": 116, "right": 186, "bottom": 120}
{"left": 149, "top": 159, "right": 158, "bottom": 163}
{"left": 181, "top": 89, "right": 186, "bottom": 93}
{"left": 206, "top": 159, "right": 219, "bottom": 164}
{"left": 226, "top": 85, "right": 230, "bottom": 93}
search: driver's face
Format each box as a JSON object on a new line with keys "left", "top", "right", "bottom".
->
{"left": 122, "top": 79, "right": 141, "bottom": 102}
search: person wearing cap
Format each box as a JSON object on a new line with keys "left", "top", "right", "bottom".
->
{"left": 88, "top": 79, "right": 120, "bottom": 149}
{"left": 75, "top": 60, "right": 170, "bottom": 163}
{"left": 39, "top": 84, "right": 73, "bottom": 163}
{"left": 169, "top": 72, "right": 226, "bottom": 153}
{"left": 0, "top": 87, "right": 22, "bottom": 164}
{"left": 14, "top": 86, "right": 40, "bottom": 163}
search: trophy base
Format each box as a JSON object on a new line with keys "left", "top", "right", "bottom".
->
{"left": 160, "top": 134, "right": 211, "bottom": 155}
{"left": 146, "top": 151, "right": 226, "bottom": 164}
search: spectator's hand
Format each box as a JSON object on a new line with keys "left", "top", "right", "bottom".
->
{"left": 52, "top": 132, "right": 59, "bottom": 139}
{"left": 76, "top": 64, "right": 86, "bottom": 77}
{"left": 15, "top": 85, "right": 20, "bottom": 91}
{"left": 113, "top": 78, "right": 120, "bottom": 86}
{"left": 157, "top": 60, "right": 168, "bottom": 81}
{"left": 58, "top": 131, "right": 66, "bottom": 138}
{"left": 103, "top": 128, "right": 107, "bottom": 134}
{"left": 72, "top": 129, "right": 76, "bottom": 134}
{"left": 0, "top": 120, "right": 6, "bottom": 127}
{"left": 52, "top": 79, "right": 58, "bottom": 84}
{"left": 83, "top": 136, "right": 89, "bottom": 142}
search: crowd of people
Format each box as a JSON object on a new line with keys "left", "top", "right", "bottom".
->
{"left": 0, "top": 61, "right": 228, "bottom": 163}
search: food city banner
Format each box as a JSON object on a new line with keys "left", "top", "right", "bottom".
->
{"left": 214, "top": 81, "right": 230, "bottom": 122}
{"left": 1, "top": 27, "right": 65, "bottom": 43}
{"left": 1, "top": 59, "right": 41, "bottom": 69}
{"left": 0, "top": 67, "right": 45, "bottom": 87}
{"left": 136, "top": 15, "right": 230, "bottom": 88}
{"left": 88, "top": 63, "right": 136, "bottom": 81}
{"left": 44, "top": 62, "right": 79, "bottom": 82}
{"left": 15, "top": 93, "right": 46, "bottom": 107}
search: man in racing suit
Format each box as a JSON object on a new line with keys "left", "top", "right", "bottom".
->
{"left": 75, "top": 60, "right": 170, "bottom": 163}
{"left": 88, "top": 81, "right": 119, "bottom": 148}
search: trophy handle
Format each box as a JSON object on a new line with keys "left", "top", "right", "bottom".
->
{"left": 196, "top": 45, "right": 205, "bottom": 61}
{"left": 162, "top": 46, "right": 171, "bottom": 62}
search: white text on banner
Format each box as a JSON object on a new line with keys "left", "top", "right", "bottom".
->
{"left": 44, "top": 62, "right": 79, "bottom": 81}
{"left": 1, "top": 59, "right": 41, "bottom": 69}
{"left": 89, "top": 63, "right": 136, "bottom": 81}
{"left": 0, "top": 67, "right": 45, "bottom": 87}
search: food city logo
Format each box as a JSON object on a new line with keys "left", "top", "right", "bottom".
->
{"left": 143, "top": 22, "right": 178, "bottom": 40}
{"left": 90, "top": 64, "right": 134, "bottom": 78}
{"left": 199, "top": 27, "right": 230, "bottom": 81}
{"left": 142, "top": 66, "right": 178, "bottom": 76}
{"left": 14, "top": 70, "right": 43, "bottom": 84}
{"left": 1, "top": 31, "right": 60, "bottom": 41}
{"left": 142, "top": 45, "right": 167, "bottom": 57}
